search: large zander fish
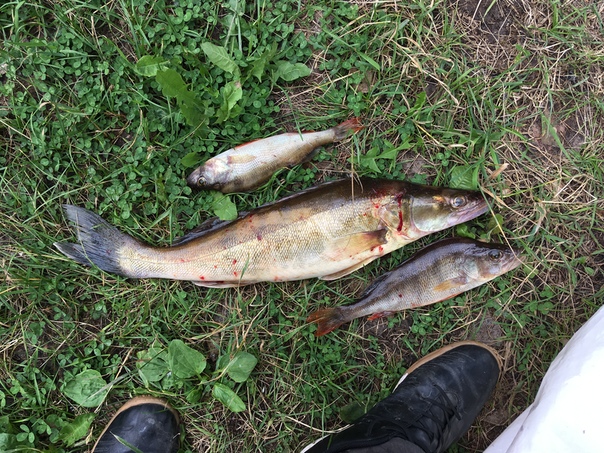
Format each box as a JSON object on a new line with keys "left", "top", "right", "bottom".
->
{"left": 307, "top": 237, "right": 523, "bottom": 336}
{"left": 186, "top": 118, "right": 363, "bottom": 193}
{"left": 54, "top": 178, "right": 488, "bottom": 288}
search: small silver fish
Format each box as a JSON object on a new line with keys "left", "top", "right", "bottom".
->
{"left": 186, "top": 118, "right": 363, "bottom": 193}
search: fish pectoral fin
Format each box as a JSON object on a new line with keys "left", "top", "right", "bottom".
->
{"left": 298, "top": 146, "right": 321, "bottom": 164}
{"left": 324, "top": 229, "right": 389, "bottom": 260}
{"left": 320, "top": 256, "right": 377, "bottom": 280}
{"left": 172, "top": 213, "right": 246, "bottom": 245}
{"left": 432, "top": 276, "right": 468, "bottom": 293}
{"left": 359, "top": 271, "right": 391, "bottom": 297}
{"left": 319, "top": 230, "right": 388, "bottom": 280}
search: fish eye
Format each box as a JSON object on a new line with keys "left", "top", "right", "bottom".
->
{"left": 197, "top": 176, "right": 206, "bottom": 186}
{"left": 489, "top": 249, "right": 503, "bottom": 260}
{"left": 451, "top": 196, "right": 467, "bottom": 208}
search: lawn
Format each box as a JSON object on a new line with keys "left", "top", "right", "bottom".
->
{"left": 1, "top": 0, "right": 603, "bottom": 452}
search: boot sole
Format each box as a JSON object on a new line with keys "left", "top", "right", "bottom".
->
{"left": 91, "top": 396, "right": 180, "bottom": 452}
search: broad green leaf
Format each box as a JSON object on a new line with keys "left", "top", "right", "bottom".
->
{"left": 357, "top": 149, "right": 380, "bottom": 173}
{"left": 155, "top": 69, "right": 209, "bottom": 127}
{"left": 215, "top": 353, "right": 231, "bottom": 372}
{"left": 225, "top": 351, "right": 258, "bottom": 383}
{"left": 168, "top": 339, "right": 207, "bottom": 379}
{"left": 273, "top": 61, "right": 311, "bottom": 82}
{"left": 211, "top": 192, "right": 238, "bottom": 220}
{"left": 0, "top": 433, "right": 19, "bottom": 450}
{"left": 355, "top": 139, "right": 411, "bottom": 173}
{"left": 212, "top": 383, "right": 246, "bottom": 412}
{"left": 249, "top": 43, "right": 278, "bottom": 81}
{"left": 0, "top": 415, "right": 14, "bottom": 433}
{"left": 222, "top": 81, "right": 242, "bottom": 111}
{"left": 449, "top": 164, "right": 478, "bottom": 190}
{"left": 186, "top": 387, "right": 204, "bottom": 404}
{"left": 63, "top": 370, "right": 109, "bottom": 408}
{"left": 456, "top": 223, "right": 477, "bottom": 239}
{"left": 216, "top": 81, "right": 243, "bottom": 123}
{"left": 201, "top": 42, "right": 239, "bottom": 76}
{"left": 379, "top": 139, "right": 413, "bottom": 160}
{"left": 156, "top": 69, "right": 188, "bottom": 98}
{"left": 136, "top": 347, "right": 169, "bottom": 386}
{"left": 409, "top": 173, "right": 428, "bottom": 185}
{"left": 135, "top": 55, "right": 170, "bottom": 77}
{"left": 180, "top": 98, "right": 209, "bottom": 128}
{"left": 59, "top": 413, "right": 95, "bottom": 446}
{"left": 487, "top": 213, "right": 504, "bottom": 231}
{"left": 181, "top": 152, "right": 202, "bottom": 168}
{"left": 11, "top": 38, "right": 44, "bottom": 47}
{"left": 321, "top": 29, "right": 380, "bottom": 72}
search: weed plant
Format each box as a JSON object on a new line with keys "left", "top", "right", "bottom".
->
{"left": 1, "top": 0, "right": 603, "bottom": 452}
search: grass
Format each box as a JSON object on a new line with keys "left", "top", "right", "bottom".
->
{"left": 1, "top": 0, "right": 603, "bottom": 451}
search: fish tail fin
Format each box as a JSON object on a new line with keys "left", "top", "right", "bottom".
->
{"left": 333, "top": 117, "right": 364, "bottom": 140}
{"left": 54, "top": 204, "right": 136, "bottom": 276}
{"left": 306, "top": 307, "right": 347, "bottom": 336}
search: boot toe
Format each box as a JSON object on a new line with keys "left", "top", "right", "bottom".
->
{"left": 92, "top": 397, "right": 180, "bottom": 453}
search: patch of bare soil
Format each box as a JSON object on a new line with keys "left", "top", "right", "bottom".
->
{"left": 453, "top": 0, "right": 527, "bottom": 70}
{"left": 457, "top": 0, "right": 519, "bottom": 42}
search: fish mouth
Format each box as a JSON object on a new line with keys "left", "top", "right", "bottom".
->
{"left": 449, "top": 197, "right": 489, "bottom": 226}
{"left": 506, "top": 247, "right": 524, "bottom": 271}
{"left": 490, "top": 246, "right": 523, "bottom": 275}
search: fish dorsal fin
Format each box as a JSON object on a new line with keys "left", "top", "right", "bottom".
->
{"left": 174, "top": 179, "right": 348, "bottom": 245}
{"left": 255, "top": 179, "right": 345, "bottom": 212}
{"left": 359, "top": 270, "right": 393, "bottom": 298}
{"left": 172, "top": 213, "right": 246, "bottom": 246}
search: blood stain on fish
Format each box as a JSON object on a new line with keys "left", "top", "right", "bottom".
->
{"left": 395, "top": 192, "right": 404, "bottom": 232}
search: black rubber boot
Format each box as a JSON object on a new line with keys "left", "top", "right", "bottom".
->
{"left": 92, "top": 396, "right": 180, "bottom": 453}
{"left": 302, "top": 341, "right": 501, "bottom": 453}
